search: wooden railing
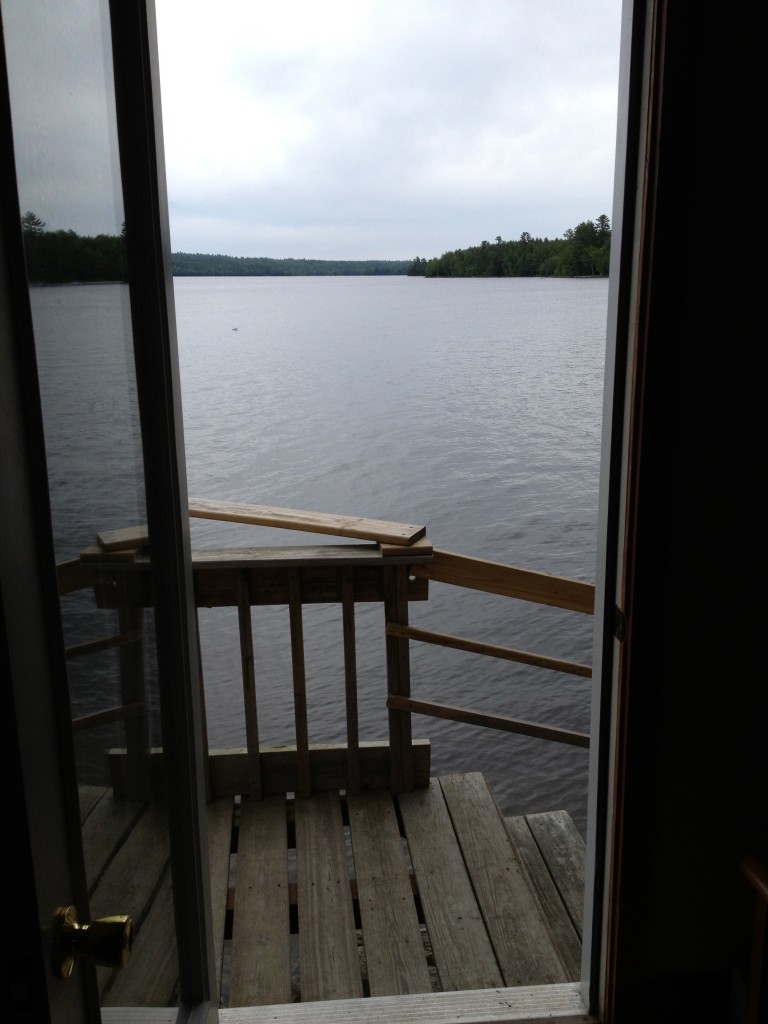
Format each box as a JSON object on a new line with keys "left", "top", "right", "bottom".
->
{"left": 388, "top": 549, "right": 593, "bottom": 750}
{"left": 57, "top": 502, "right": 595, "bottom": 799}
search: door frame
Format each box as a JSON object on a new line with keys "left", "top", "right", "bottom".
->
{"left": 3, "top": 0, "right": 672, "bottom": 1019}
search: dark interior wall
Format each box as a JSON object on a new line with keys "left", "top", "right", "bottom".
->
{"left": 612, "top": 3, "right": 765, "bottom": 1020}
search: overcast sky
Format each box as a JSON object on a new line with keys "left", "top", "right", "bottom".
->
{"left": 4, "top": 0, "right": 622, "bottom": 263}
{"left": 154, "top": 0, "right": 623, "bottom": 261}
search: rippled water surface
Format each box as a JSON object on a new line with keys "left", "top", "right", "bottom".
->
{"left": 33, "top": 275, "right": 608, "bottom": 833}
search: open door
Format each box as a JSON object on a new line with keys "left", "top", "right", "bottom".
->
{"left": 1, "top": 1, "right": 216, "bottom": 1020}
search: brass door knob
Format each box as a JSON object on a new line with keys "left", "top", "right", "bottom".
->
{"left": 54, "top": 905, "right": 133, "bottom": 978}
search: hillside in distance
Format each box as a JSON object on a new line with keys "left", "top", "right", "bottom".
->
{"left": 171, "top": 252, "right": 411, "bottom": 276}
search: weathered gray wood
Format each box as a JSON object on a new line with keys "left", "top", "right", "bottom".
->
{"left": 386, "top": 622, "right": 592, "bottom": 678}
{"left": 80, "top": 789, "right": 146, "bottom": 891}
{"left": 237, "top": 574, "right": 261, "bottom": 797}
{"left": 295, "top": 791, "right": 363, "bottom": 1001}
{"left": 387, "top": 695, "right": 590, "bottom": 749}
{"left": 190, "top": 543, "right": 433, "bottom": 568}
{"left": 504, "top": 815, "right": 581, "bottom": 978}
{"left": 205, "top": 740, "right": 431, "bottom": 797}
{"left": 526, "top": 810, "right": 586, "bottom": 938}
{"left": 439, "top": 773, "right": 569, "bottom": 986}
{"left": 189, "top": 498, "right": 427, "bottom": 546}
{"left": 207, "top": 798, "right": 235, "bottom": 999}
{"left": 101, "top": 866, "right": 177, "bottom": 1007}
{"left": 398, "top": 779, "right": 503, "bottom": 991}
{"left": 342, "top": 567, "right": 361, "bottom": 794}
{"left": 229, "top": 796, "right": 291, "bottom": 1007}
{"left": 89, "top": 801, "right": 171, "bottom": 1001}
{"left": 89, "top": 800, "right": 170, "bottom": 921}
{"left": 348, "top": 791, "right": 432, "bottom": 996}
{"left": 385, "top": 566, "right": 413, "bottom": 792}
{"left": 288, "top": 570, "right": 310, "bottom": 797}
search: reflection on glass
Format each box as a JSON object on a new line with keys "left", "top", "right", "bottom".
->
{"left": 2, "top": 0, "right": 178, "bottom": 1008}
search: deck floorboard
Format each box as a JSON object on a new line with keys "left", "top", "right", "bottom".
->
{"left": 295, "top": 791, "right": 363, "bottom": 1001}
{"left": 348, "top": 790, "right": 433, "bottom": 996}
{"left": 83, "top": 772, "right": 585, "bottom": 1009}
{"left": 398, "top": 779, "right": 503, "bottom": 991}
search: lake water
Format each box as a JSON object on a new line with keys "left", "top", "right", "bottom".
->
{"left": 32, "top": 275, "right": 607, "bottom": 835}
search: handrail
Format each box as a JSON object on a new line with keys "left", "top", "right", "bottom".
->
{"left": 57, "top": 519, "right": 595, "bottom": 795}
{"left": 385, "top": 622, "right": 592, "bottom": 678}
{"left": 386, "top": 694, "right": 590, "bottom": 748}
{"left": 412, "top": 549, "right": 595, "bottom": 614}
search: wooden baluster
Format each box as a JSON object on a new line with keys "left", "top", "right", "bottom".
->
{"left": 288, "top": 569, "right": 311, "bottom": 798}
{"left": 341, "top": 566, "right": 360, "bottom": 795}
{"left": 237, "top": 572, "right": 261, "bottom": 799}
{"left": 385, "top": 564, "right": 413, "bottom": 792}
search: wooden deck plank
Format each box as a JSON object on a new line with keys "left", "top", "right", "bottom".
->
{"left": 206, "top": 740, "right": 431, "bottom": 797}
{"left": 88, "top": 801, "right": 171, "bottom": 1001}
{"left": 526, "top": 810, "right": 586, "bottom": 938}
{"left": 80, "top": 789, "right": 147, "bottom": 892}
{"left": 398, "top": 779, "right": 504, "bottom": 991}
{"left": 101, "top": 866, "right": 177, "bottom": 1007}
{"left": 439, "top": 773, "right": 570, "bottom": 987}
{"left": 229, "top": 796, "right": 292, "bottom": 1007}
{"left": 504, "top": 815, "right": 581, "bottom": 978}
{"left": 89, "top": 800, "right": 170, "bottom": 921}
{"left": 347, "top": 791, "right": 432, "bottom": 996}
{"left": 189, "top": 498, "right": 426, "bottom": 547}
{"left": 295, "top": 791, "right": 363, "bottom": 1001}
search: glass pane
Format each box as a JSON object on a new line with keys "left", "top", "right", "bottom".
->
{"left": 2, "top": 0, "right": 180, "bottom": 1009}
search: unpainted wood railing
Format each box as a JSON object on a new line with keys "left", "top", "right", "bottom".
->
{"left": 57, "top": 501, "right": 594, "bottom": 801}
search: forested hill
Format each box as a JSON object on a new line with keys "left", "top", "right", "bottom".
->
{"left": 171, "top": 253, "right": 410, "bottom": 276}
{"left": 411, "top": 216, "right": 611, "bottom": 278}
{"left": 19, "top": 210, "right": 610, "bottom": 283}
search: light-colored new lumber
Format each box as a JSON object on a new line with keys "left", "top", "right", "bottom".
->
{"left": 411, "top": 549, "right": 595, "bottom": 614}
{"left": 189, "top": 498, "right": 426, "bottom": 547}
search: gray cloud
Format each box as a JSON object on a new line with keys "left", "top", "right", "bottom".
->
{"left": 4, "top": 0, "right": 622, "bottom": 260}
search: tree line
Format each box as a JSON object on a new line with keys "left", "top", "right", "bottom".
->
{"left": 20, "top": 211, "right": 610, "bottom": 284}
{"left": 171, "top": 252, "right": 411, "bottom": 276}
{"left": 408, "top": 216, "right": 611, "bottom": 278}
{"left": 19, "top": 214, "right": 411, "bottom": 282}
{"left": 20, "top": 212, "right": 127, "bottom": 284}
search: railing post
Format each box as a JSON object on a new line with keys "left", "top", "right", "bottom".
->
{"left": 385, "top": 564, "right": 413, "bottom": 792}
{"left": 237, "top": 572, "right": 262, "bottom": 799}
{"left": 288, "top": 568, "right": 311, "bottom": 798}
{"left": 341, "top": 566, "right": 360, "bottom": 795}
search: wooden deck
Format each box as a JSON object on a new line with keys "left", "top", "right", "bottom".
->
{"left": 84, "top": 771, "right": 585, "bottom": 1010}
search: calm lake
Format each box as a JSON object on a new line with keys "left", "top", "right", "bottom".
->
{"left": 33, "top": 275, "right": 607, "bottom": 835}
